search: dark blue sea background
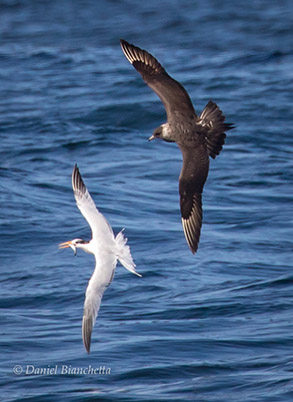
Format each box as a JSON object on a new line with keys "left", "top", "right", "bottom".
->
{"left": 1, "top": 0, "right": 292, "bottom": 400}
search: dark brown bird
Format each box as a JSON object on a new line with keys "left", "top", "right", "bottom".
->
{"left": 120, "top": 39, "right": 234, "bottom": 254}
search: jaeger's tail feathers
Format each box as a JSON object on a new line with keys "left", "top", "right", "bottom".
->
{"left": 199, "top": 100, "right": 234, "bottom": 159}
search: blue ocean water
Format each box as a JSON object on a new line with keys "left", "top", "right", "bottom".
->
{"left": 1, "top": 0, "right": 293, "bottom": 400}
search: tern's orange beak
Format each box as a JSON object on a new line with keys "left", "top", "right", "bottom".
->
{"left": 59, "top": 241, "right": 72, "bottom": 249}
{"left": 59, "top": 240, "right": 77, "bottom": 256}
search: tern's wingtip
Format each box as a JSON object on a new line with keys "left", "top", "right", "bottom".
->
{"left": 72, "top": 164, "right": 79, "bottom": 176}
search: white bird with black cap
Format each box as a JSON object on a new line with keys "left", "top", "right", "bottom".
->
{"left": 59, "top": 164, "right": 141, "bottom": 353}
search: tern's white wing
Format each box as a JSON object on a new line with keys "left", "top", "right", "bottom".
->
{"left": 72, "top": 165, "right": 114, "bottom": 243}
{"left": 82, "top": 256, "right": 116, "bottom": 353}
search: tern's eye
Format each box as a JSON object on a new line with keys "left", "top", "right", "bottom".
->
{"left": 74, "top": 239, "right": 85, "bottom": 245}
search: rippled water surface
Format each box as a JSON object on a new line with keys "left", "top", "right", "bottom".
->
{"left": 1, "top": 0, "right": 293, "bottom": 401}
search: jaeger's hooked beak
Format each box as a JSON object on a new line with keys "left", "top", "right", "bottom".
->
{"left": 148, "top": 134, "right": 155, "bottom": 142}
{"left": 59, "top": 241, "right": 77, "bottom": 256}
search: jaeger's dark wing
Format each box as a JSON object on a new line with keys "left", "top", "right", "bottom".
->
{"left": 179, "top": 146, "right": 209, "bottom": 254}
{"left": 120, "top": 39, "right": 196, "bottom": 122}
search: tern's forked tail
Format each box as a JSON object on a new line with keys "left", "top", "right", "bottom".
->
{"left": 115, "top": 230, "right": 142, "bottom": 277}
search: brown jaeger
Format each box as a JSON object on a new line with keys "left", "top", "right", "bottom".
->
{"left": 121, "top": 39, "right": 234, "bottom": 254}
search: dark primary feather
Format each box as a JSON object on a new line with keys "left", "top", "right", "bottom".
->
{"left": 179, "top": 146, "right": 209, "bottom": 253}
{"left": 120, "top": 39, "right": 196, "bottom": 121}
{"left": 181, "top": 193, "right": 202, "bottom": 254}
{"left": 82, "top": 314, "right": 93, "bottom": 354}
{"left": 72, "top": 164, "right": 86, "bottom": 195}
